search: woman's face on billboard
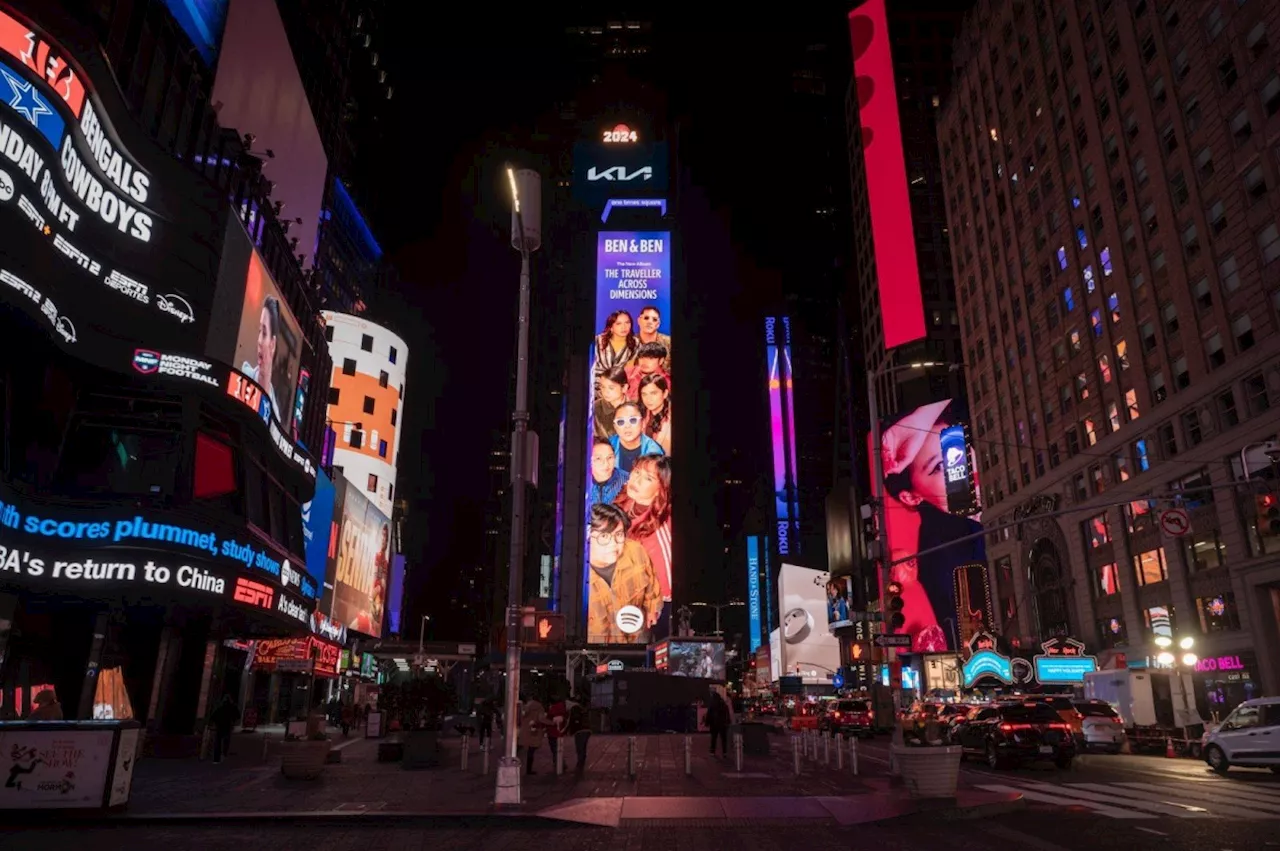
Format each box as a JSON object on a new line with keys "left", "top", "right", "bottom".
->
{"left": 256, "top": 306, "right": 277, "bottom": 383}
{"left": 625, "top": 463, "right": 660, "bottom": 505}
{"left": 904, "top": 425, "right": 948, "bottom": 512}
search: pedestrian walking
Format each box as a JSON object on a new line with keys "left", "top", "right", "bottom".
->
{"left": 517, "top": 693, "right": 547, "bottom": 775}
{"left": 340, "top": 702, "right": 355, "bottom": 737}
{"left": 209, "top": 695, "right": 240, "bottom": 764}
{"left": 567, "top": 694, "right": 591, "bottom": 772}
{"left": 706, "top": 688, "right": 730, "bottom": 756}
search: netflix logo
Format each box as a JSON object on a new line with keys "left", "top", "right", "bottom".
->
{"left": 232, "top": 576, "right": 274, "bottom": 609}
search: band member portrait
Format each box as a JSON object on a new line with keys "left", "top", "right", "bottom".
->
{"left": 585, "top": 503, "right": 663, "bottom": 644}
{"left": 609, "top": 400, "right": 663, "bottom": 474}
{"left": 637, "top": 373, "right": 671, "bottom": 454}
{"left": 881, "top": 399, "right": 985, "bottom": 653}
{"left": 593, "top": 366, "right": 629, "bottom": 441}
{"left": 613, "top": 453, "right": 672, "bottom": 603}
{"left": 626, "top": 341, "right": 669, "bottom": 399}
{"left": 594, "top": 310, "right": 637, "bottom": 387}
{"left": 635, "top": 305, "right": 672, "bottom": 373}
{"left": 588, "top": 437, "right": 628, "bottom": 508}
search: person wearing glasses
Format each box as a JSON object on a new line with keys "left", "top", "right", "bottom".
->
{"left": 588, "top": 437, "right": 628, "bottom": 508}
{"left": 585, "top": 503, "right": 663, "bottom": 645}
{"left": 608, "top": 400, "right": 663, "bottom": 474}
{"left": 593, "top": 366, "right": 630, "bottom": 441}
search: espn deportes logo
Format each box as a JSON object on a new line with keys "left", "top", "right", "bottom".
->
{"left": 232, "top": 577, "right": 274, "bottom": 609}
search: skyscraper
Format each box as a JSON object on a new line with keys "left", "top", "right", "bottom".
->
{"left": 940, "top": 0, "right": 1280, "bottom": 704}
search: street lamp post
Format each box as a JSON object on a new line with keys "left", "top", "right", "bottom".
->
{"left": 689, "top": 600, "right": 745, "bottom": 636}
{"left": 496, "top": 166, "right": 541, "bottom": 806}
{"left": 417, "top": 615, "right": 431, "bottom": 657}
{"left": 866, "top": 359, "right": 959, "bottom": 761}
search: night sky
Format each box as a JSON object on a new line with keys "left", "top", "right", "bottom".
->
{"left": 356, "top": 6, "right": 855, "bottom": 631}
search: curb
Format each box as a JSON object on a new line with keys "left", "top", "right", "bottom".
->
{"left": 858, "top": 793, "right": 1026, "bottom": 826}
{"left": 2, "top": 810, "right": 597, "bottom": 829}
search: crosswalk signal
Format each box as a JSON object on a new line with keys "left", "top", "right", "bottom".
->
{"left": 1256, "top": 493, "right": 1280, "bottom": 538}
{"left": 885, "top": 581, "right": 905, "bottom": 632}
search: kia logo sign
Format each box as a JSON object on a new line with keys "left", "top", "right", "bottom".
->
{"left": 586, "top": 166, "right": 652, "bottom": 183}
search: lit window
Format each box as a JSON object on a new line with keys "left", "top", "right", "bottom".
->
{"left": 1085, "top": 418, "right": 1099, "bottom": 445}
{"left": 1070, "top": 329, "right": 1083, "bottom": 351}
{"left": 1107, "top": 401, "right": 1121, "bottom": 431}
{"left": 1091, "top": 309, "right": 1103, "bottom": 336}
{"left": 1126, "top": 388, "right": 1141, "bottom": 421}
{"left": 1058, "top": 246, "right": 1069, "bottom": 269}
{"left": 1134, "top": 439, "right": 1150, "bottom": 471}
{"left": 1100, "top": 246, "right": 1114, "bottom": 275}
{"left": 1077, "top": 226, "right": 1089, "bottom": 249}
{"left": 1116, "top": 338, "right": 1129, "bottom": 369}
{"left": 1134, "top": 550, "right": 1169, "bottom": 586}
{"left": 1064, "top": 287, "right": 1076, "bottom": 311}
{"left": 1099, "top": 354, "right": 1113, "bottom": 383}
{"left": 1084, "top": 265, "right": 1096, "bottom": 293}
{"left": 1108, "top": 292, "right": 1120, "bottom": 323}
{"left": 1086, "top": 513, "right": 1112, "bottom": 548}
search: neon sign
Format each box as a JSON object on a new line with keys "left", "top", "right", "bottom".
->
{"left": 1195, "top": 655, "right": 1245, "bottom": 673}
{"left": 602, "top": 124, "right": 638, "bottom": 144}
{"left": 963, "top": 649, "right": 1013, "bottom": 687}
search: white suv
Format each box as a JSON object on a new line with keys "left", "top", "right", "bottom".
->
{"left": 1202, "top": 696, "right": 1280, "bottom": 775}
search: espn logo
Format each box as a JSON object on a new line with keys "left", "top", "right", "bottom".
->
{"left": 233, "top": 577, "right": 274, "bottom": 610}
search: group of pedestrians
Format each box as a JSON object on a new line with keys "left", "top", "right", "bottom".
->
{"left": 513, "top": 692, "right": 592, "bottom": 776}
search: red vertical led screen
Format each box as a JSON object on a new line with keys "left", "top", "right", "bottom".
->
{"left": 849, "top": 0, "right": 926, "bottom": 349}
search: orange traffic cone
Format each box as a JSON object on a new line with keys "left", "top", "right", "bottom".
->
{"left": 1165, "top": 737, "right": 1176, "bottom": 758}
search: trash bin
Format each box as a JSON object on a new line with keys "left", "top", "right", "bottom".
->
{"left": 740, "top": 721, "right": 771, "bottom": 756}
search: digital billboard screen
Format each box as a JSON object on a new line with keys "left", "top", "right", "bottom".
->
{"left": 572, "top": 141, "right": 669, "bottom": 210}
{"left": 666, "top": 640, "right": 726, "bottom": 681}
{"left": 876, "top": 399, "right": 986, "bottom": 652}
{"left": 0, "top": 6, "right": 221, "bottom": 364}
{"left": 778, "top": 564, "right": 840, "bottom": 683}
{"left": 584, "top": 232, "right": 672, "bottom": 645}
{"left": 766, "top": 317, "right": 800, "bottom": 555}
{"left": 848, "top": 0, "right": 926, "bottom": 349}
{"left": 162, "top": 0, "right": 230, "bottom": 67}
{"left": 301, "top": 467, "right": 335, "bottom": 596}
{"left": 747, "top": 535, "right": 763, "bottom": 652}
{"left": 327, "top": 476, "right": 390, "bottom": 638}
{"left": 826, "top": 575, "right": 853, "bottom": 630}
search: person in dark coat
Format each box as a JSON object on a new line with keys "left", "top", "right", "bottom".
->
{"left": 209, "top": 695, "right": 240, "bottom": 764}
{"left": 706, "top": 690, "right": 730, "bottom": 756}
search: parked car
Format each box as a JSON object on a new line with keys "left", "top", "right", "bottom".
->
{"left": 821, "top": 699, "right": 875, "bottom": 737}
{"left": 1020, "top": 695, "right": 1085, "bottom": 741}
{"left": 956, "top": 702, "right": 1077, "bottom": 769}
{"left": 1202, "top": 696, "right": 1280, "bottom": 775}
{"left": 1073, "top": 699, "right": 1127, "bottom": 753}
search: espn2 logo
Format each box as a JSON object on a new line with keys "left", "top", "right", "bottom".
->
{"left": 232, "top": 577, "right": 274, "bottom": 610}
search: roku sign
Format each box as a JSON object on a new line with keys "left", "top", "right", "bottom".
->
{"left": 1195, "top": 655, "right": 1245, "bottom": 673}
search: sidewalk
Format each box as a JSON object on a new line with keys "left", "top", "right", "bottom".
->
{"left": 101, "top": 730, "right": 1020, "bottom": 826}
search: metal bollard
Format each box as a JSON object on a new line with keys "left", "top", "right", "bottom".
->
{"left": 850, "top": 736, "right": 859, "bottom": 775}
{"left": 627, "top": 736, "right": 636, "bottom": 779}
{"left": 556, "top": 738, "right": 564, "bottom": 776}
{"left": 482, "top": 741, "right": 490, "bottom": 774}
{"left": 836, "top": 734, "right": 844, "bottom": 770}
{"left": 823, "top": 731, "right": 831, "bottom": 765}
{"left": 684, "top": 735, "right": 692, "bottom": 776}
{"left": 792, "top": 735, "right": 802, "bottom": 775}
{"left": 460, "top": 734, "right": 469, "bottom": 770}
{"left": 733, "top": 732, "right": 743, "bottom": 771}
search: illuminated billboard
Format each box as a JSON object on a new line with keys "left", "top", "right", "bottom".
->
{"left": 162, "top": 0, "right": 230, "bottom": 67}
{"left": 848, "top": 0, "right": 926, "bottom": 349}
{"left": 666, "top": 640, "right": 726, "bottom": 680}
{"left": 584, "top": 232, "right": 672, "bottom": 645}
{"left": 778, "top": 564, "right": 840, "bottom": 684}
{"left": 326, "top": 476, "right": 391, "bottom": 638}
{"left": 826, "top": 575, "right": 853, "bottom": 629}
{"left": 766, "top": 317, "right": 800, "bottom": 556}
{"left": 941, "top": 424, "right": 978, "bottom": 516}
{"left": 572, "top": 141, "right": 669, "bottom": 210}
{"left": 747, "top": 535, "right": 763, "bottom": 652}
{"left": 876, "top": 399, "right": 985, "bottom": 652}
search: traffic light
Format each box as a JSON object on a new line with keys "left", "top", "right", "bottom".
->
{"left": 526, "top": 612, "right": 564, "bottom": 645}
{"left": 885, "top": 580, "right": 905, "bottom": 632}
{"left": 1257, "top": 493, "right": 1280, "bottom": 538}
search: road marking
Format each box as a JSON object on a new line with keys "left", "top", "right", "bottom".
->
{"left": 1010, "top": 778, "right": 1216, "bottom": 818}
{"left": 1114, "top": 781, "right": 1280, "bottom": 816}
{"left": 1065, "top": 781, "right": 1275, "bottom": 820}
{"left": 332, "top": 738, "right": 363, "bottom": 751}
{"left": 974, "top": 783, "right": 1154, "bottom": 819}
{"left": 1134, "top": 827, "right": 1168, "bottom": 836}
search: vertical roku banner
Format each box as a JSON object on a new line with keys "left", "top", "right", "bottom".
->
{"left": 849, "top": 0, "right": 926, "bottom": 349}
{"left": 766, "top": 316, "right": 800, "bottom": 556}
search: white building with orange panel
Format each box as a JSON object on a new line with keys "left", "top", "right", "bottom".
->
{"left": 322, "top": 311, "right": 408, "bottom": 517}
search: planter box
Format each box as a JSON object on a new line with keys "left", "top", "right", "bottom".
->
{"left": 401, "top": 730, "right": 441, "bottom": 770}
{"left": 280, "top": 740, "right": 330, "bottom": 780}
{"left": 891, "top": 744, "right": 961, "bottom": 798}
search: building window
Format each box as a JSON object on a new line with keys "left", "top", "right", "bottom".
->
{"left": 361, "top": 334, "right": 374, "bottom": 352}
{"left": 1085, "top": 513, "right": 1112, "bottom": 548}
{"left": 389, "top": 345, "right": 399, "bottom": 364}
{"left": 1231, "top": 108, "right": 1252, "bottom": 144}
{"left": 1196, "top": 146, "right": 1215, "bottom": 179}
{"left": 349, "top": 429, "right": 364, "bottom": 450}
{"left": 1233, "top": 314, "right": 1255, "bottom": 350}
{"left": 1095, "top": 563, "right": 1121, "bottom": 597}
{"left": 1217, "top": 389, "right": 1239, "bottom": 428}
{"left": 1064, "top": 286, "right": 1076, "bottom": 312}
{"left": 1186, "top": 529, "right": 1228, "bottom": 574}
{"left": 1174, "top": 355, "right": 1190, "bottom": 389}
{"left": 1206, "top": 332, "right": 1226, "bottom": 369}
{"left": 1115, "top": 451, "right": 1132, "bottom": 482}
{"left": 1144, "top": 606, "right": 1174, "bottom": 641}
{"left": 1057, "top": 246, "right": 1068, "bottom": 270}
{"left": 342, "top": 358, "right": 357, "bottom": 376}
{"left": 363, "top": 396, "right": 376, "bottom": 415}
{"left": 367, "top": 473, "right": 378, "bottom": 492}
{"left": 1134, "top": 549, "right": 1169, "bottom": 586}
{"left": 1196, "top": 593, "right": 1240, "bottom": 633}
{"left": 1182, "top": 409, "right": 1205, "bottom": 447}
{"left": 391, "top": 408, "right": 399, "bottom": 426}
{"left": 1157, "top": 422, "right": 1177, "bottom": 458}
{"left": 1134, "top": 439, "right": 1151, "bottom": 472}
{"left": 1263, "top": 75, "right": 1280, "bottom": 117}
{"left": 1244, "top": 373, "right": 1270, "bottom": 415}
{"left": 1126, "top": 499, "right": 1157, "bottom": 536}
{"left": 378, "top": 439, "right": 389, "bottom": 459}
{"left": 1098, "top": 617, "right": 1127, "bottom": 649}
{"left": 1152, "top": 370, "right": 1167, "bottom": 403}
{"left": 325, "top": 325, "right": 335, "bottom": 342}
{"left": 1220, "top": 254, "right": 1241, "bottom": 291}
{"left": 328, "top": 387, "right": 340, "bottom": 405}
